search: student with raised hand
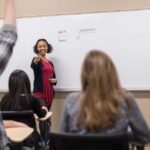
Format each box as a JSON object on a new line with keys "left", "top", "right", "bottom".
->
{"left": 0, "top": 0, "right": 17, "bottom": 75}
{"left": 60, "top": 50, "right": 150, "bottom": 145}
{"left": 0, "top": 1, "right": 18, "bottom": 149}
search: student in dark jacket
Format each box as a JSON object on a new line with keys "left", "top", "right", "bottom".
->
{"left": 0, "top": 69, "right": 48, "bottom": 149}
{"left": 0, "top": 69, "right": 48, "bottom": 120}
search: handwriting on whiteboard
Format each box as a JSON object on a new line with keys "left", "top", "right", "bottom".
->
{"left": 57, "top": 30, "right": 68, "bottom": 42}
{"left": 57, "top": 28, "right": 96, "bottom": 42}
{"left": 77, "top": 28, "right": 96, "bottom": 39}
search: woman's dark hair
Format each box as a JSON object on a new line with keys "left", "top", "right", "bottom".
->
{"left": 8, "top": 69, "right": 31, "bottom": 94}
{"left": 33, "top": 38, "right": 53, "bottom": 54}
{"left": 0, "top": 69, "right": 31, "bottom": 110}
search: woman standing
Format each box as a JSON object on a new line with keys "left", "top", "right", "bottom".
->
{"left": 31, "top": 39, "right": 57, "bottom": 110}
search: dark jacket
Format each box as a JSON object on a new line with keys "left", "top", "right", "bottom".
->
{"left": 31, "top": 58, "right": 56, "bottom": 93}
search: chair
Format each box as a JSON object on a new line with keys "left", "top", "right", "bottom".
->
{"left": 35, "top": 111, "right": 53, "bottom": 149}
{"left": 1, "top": 110, "right": 36, "bottom": 129}
{"left": 5, "top": 127, "right": 34, "bottom": 143}
{"left": 49, "top": 132, "right": 129, "bottom": 150}
{"left": 34, "top": 110, "right": 53, "bottom": 136}
{"left": 1, "top": 110, "right": 39, "bottom": 149}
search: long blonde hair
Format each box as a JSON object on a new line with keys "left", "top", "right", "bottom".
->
{"left": 77, "top": 50, "right": 122, "bottom": 131}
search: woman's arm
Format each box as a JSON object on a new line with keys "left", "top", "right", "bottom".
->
{"left": 128, "top": 95, "right": 150, "bottom": 144}
{"left": 59, "top": 94, "right": 71, "bottom": 133}
{"left": 0, "top": 0, "right": 17, "bottom": 76}
{"left": 31, "top": 96, "right": 47, "bottom": 118}
{"left": 4, "top": 0, "right": 16, "bottom": 25}
{"left": 49, "top": 61, "right": 57, "bottom": 85}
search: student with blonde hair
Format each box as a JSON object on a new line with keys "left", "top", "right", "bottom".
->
{"left": 60, "top": 50, "right": 150, "bottom": 144}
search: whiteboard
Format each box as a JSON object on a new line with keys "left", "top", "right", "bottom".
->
{"left": 0, "top": 10, "right": 150, "bottom": 91}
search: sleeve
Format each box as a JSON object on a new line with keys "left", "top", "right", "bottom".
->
{"left": 31, "top": 97, "right": 47, "bottom": 118}
{"left": 128, "top": 94, "right": 150, "bottom": 144}
{"left": 0, "top": 24, "right": 17, "bottom": 76}
{"left": 0, "top": 113, "right": 10, "bottom": 150}
{"left": 59, "top": 95, "right": 70, "bottom": 133}
{"left": 52, "top": 72, "right": 57, "bottom": 86}
{"left": 31, "top": 57, "right": 38, "bottom": 70}
{"left": 50, "top": 61, "right": 57, "bottom": 85}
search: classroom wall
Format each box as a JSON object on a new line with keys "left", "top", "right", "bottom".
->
{"left": 1, "top": 0, "right": 150, "bottom": 18}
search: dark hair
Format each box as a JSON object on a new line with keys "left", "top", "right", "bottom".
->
{"left": 8, "top": 69, "right": 31, "bottom": 94}
{"left": 0, "top": 69, "right": 31, "bottom": 110}
{"left": 33, "top": 38, "right": 53, "bottom": 54}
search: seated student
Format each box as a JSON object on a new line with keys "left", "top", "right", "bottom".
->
{"left": 60, "top": 50, "right": 150, "bottom": 144}
{"left": 0, "top": 69, "right": 48, "bottom": 149}
{"left": 0, "top": 69, "right": 48, "bottom": 121}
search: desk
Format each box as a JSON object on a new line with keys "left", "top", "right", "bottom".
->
{"left": 34, "top": 111, "right": 53, "bottom": 147}
{"left": 5, "top": 127, "right": 33, "bottom": 142}
{"left": 34, "top": 111, "right": 53, "bottom": 121}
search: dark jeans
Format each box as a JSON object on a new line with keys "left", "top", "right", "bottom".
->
{"left": 39, "top": 117, "right": 51, "bottom": 143}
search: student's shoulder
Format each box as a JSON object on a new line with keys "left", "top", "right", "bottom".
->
{"left": 65, "top": 92, "right": 80, "bottom": 105}
{"left": 27, "top": 95, "right": 40, "bottom": 103}
{"left": 66, "top": 92, "right": 80, "bottom": 100}
{"left": 48, "top": 60, "right": 54, "bottom": 66}
{"left": 120, "top": 91, "right": 137, "bottom": 110}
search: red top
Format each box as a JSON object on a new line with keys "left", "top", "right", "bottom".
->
{"left": 34, "top": 59, "right": 55, "bottom": 109}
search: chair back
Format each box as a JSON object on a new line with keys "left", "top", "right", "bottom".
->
{"left": 1, "top": 110, "right": 41, "bottom": 149}
{"left": 1, "top": 110, "right": 36, "bottom": 130}
{"left": 49, "top": 132, "right": 129, "bottom": 150}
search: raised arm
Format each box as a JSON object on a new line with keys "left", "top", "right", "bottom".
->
{"left": 0, "top": 0, "right": 17, "bottom": 75}
{"left": 4, "top": 0, "right": 16, "bottom": 25}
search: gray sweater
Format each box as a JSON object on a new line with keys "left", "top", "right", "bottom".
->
{"left": 60, "top": 92, "right": 150, "bottom": 144}
{"left": 0, "top": 24, "right": 17, "bottom": 150}
{"left": 0, "top": 24, "right": 17, "bottom": 76}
